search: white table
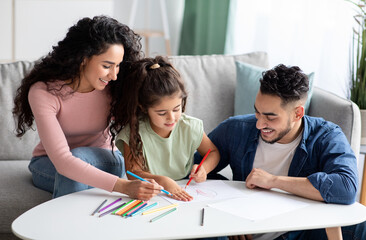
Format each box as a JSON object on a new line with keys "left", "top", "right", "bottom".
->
{"left": 12, "top": 180, "right": 366, "bottom": 240}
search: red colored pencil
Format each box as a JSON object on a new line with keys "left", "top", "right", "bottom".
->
{"left": 184, "top": 149, "right": 212, "bottom": 189}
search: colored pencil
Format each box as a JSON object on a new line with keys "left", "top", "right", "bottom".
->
{"left": 131, "top": 202, "right": 158, "bottom": 217}
{"left": 122, "top": 201, "right": 145, "bottom": 217}
{"left": 116, "top": 200, "right": 142, "bottom": 216}
{"left": 201, "top": 208, "right": 205, "bottom": 226}
{"left": 112, "top": 199, "right": 134, "bottom": 214}
{"left": 142, "top": 203, "right": 178, "bottom": 215}
{"left": 184, "top": 149, "right": 212, "bottom": 189}
{"left": 98, "top": 203, "right": 126, "bottom": 218}
{"left": 126, "top": 202, "right": 148, "bottom": 217}
{"left": 91, "top": 199, "right": 107, "bottom": 216}
{"left": 126, "top": 171, "right": 173, "bottom": 196}
{"left": 98, "top": 198, "right": 122, "bottom": 213}
{"left": 149, "top": 207, "right": 177, "bottom": 222}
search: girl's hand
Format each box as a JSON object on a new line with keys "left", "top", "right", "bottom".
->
{"left": 158, "top": 176, "right": 193, "bottom": 202}
{"left": 189, "top": 164, "right": 207, "bottom": 183}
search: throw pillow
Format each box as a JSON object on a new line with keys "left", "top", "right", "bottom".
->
{"left": 234, "top": 61, "right": 314, "bottom": 116}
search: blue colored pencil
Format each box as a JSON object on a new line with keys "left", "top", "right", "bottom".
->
{"left": 126, "top": 202, "right": 148, "bottom": 217}
{"left": 91, "top": 199, "right": 107, "bottom": 216}
{"left": 122, "top": 201, "right": 144, "bottom": 217}
{"left": 126, "top": 171, "right": 173, "bottom": 196}
{"left": 130, "top": 202, "right": 158, "bottom": 217}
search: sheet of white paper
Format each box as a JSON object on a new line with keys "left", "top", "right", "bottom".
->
{"left": 208, "top": 190, "right": 310, "bottom": 221}
{"left": 162, "top": 180, "right": 250, "bottom": 204}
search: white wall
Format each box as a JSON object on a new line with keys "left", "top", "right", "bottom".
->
{"left": 15, "top": 0, "right": 114, "bottom": 61}
{"left": 0, "top": 0, "right": 13, "bottom": 62}
{"left": 0, "top": 0, "right": 184, "bottom": 62}
{"left": 225, "top": 0, "right": 354, "bottom": 99}
{"left": 113, "top": 0, "right": 184, "bottom": 56}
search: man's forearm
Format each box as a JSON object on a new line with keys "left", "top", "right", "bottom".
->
{"left": 272, "top": 176, "right": 324, "bottom": 202}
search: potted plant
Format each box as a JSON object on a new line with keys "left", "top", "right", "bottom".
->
{"left": 349, "top": 0, "right": 366, "bottom": 144}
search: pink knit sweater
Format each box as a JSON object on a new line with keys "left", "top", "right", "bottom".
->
{"left": 28, "top": 81, "right": 118, "bottom": 192}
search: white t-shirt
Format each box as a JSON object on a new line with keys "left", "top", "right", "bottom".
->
{"left": 253, "top": 132, "right": 302, "bottom": 176}
{"left": 252, "top": 131, "right": 302, "bottom": 240}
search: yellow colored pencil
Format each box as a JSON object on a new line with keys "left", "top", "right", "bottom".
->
{"left": 142, "top": 203, "right": 178, "bottom": 215}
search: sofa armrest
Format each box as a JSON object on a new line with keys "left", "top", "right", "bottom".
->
{"left": 308, "top": 87, "right": 361, "bottom": 157}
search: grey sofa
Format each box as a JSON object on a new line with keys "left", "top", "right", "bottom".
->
{"left": 0, "top": 52, "right": 361, "bottom": 239}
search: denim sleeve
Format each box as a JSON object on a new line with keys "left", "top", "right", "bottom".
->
{"left": 307, "top": 128, "right": 358, "bottom": 204}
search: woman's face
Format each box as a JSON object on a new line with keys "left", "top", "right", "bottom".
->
{"left": 78, "top": 44, "right": 124, "bottom": 92}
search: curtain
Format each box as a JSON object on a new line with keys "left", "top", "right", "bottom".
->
{"left": 179, "top": 0, "right": 230, "bottom": 55}
{"left": 225, "top": 0, "right": 355, "bottom": 99}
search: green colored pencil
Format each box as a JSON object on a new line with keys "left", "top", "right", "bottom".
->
{"left": 122, "top": 201, "right": 145, "bottom": 217}
{"left": 149, "top": 207, "right": 177, "bottom": 222}
{"left": 112, "top": 199, "right": 134, "bottom": 214}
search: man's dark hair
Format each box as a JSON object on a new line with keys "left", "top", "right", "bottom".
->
{"left": 260, "top": 64, "right": 309, "bottom": 105}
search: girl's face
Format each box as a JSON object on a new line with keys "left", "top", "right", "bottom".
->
{"left": 78, "top": 44, "right": 124, "bottom": 92}
{"left": 147, "top": 92, "right": 183, "bottom": 138}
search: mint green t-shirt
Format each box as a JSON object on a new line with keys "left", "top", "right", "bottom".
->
{"left": 116, "top": 114, "right": 204, "bottom": 180}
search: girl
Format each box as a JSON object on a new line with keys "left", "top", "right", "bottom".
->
{"left": 110, "top": 56, "right": 220, "bottom": 201}
{"left": 13, "top": 15, "right": 162, "bottom": 199}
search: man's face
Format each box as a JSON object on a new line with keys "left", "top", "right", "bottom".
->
{"left": 254, "top": 91, "right": 300, "bottom": 144}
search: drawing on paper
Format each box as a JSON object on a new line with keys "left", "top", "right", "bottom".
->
{"left": 183, "top": 186, "right": 217, "bottom": 199}
{"left": 162, "top": 180, "right": 249, "bottom": 204}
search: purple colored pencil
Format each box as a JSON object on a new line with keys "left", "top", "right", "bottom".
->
{"left": 98, "top": 203, "right": 126, "bottom": 218}
{"left": 98, "top": 198, "right": 122, "bottom": 213}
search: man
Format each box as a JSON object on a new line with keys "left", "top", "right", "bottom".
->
{"left": 196, "top": 64, "right": 365, "bottom": 239}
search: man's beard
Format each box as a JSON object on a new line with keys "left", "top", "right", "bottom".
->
{"left": 260, "top": 122, "right": 292, "bottom": 144}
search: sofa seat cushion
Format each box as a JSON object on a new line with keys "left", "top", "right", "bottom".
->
{"left": 0, "top": 161, "right": 51, "bottom": 233}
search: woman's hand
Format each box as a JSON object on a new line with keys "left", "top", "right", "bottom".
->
{"left": 113, "top": 178, "right": 162, "bottom": 201}
{"left": 189, "top": 164, "right": 207, "bottom": 183}
{"left": 157, "top": 176, "right": 193, "bottom": 202}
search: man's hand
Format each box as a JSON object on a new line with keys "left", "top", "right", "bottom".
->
{"left": 245, "top": 168, "right": 276, "bottom": 189}
{"left": 245, "top": 168, "right": 324, "bottom": 201}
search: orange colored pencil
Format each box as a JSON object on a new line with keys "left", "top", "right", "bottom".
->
{"left": 116, "top": 200, "right": 142, "bottom": 216}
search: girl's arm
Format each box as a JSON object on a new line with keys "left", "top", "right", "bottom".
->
{"left": 189, "top": 133, "right": 220, "bottom": 183}
{"left": 123, "top": 142, "right": 193, "bottom": 201}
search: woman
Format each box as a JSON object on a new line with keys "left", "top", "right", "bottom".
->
{"left": 12, "top": 15, "right": 162, "bottom": 199}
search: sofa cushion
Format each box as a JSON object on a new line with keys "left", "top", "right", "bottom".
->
{"left": 234, "top": 61, "right": 315, "bottom": 116}
{"left": 169, "top": 52, "right": 269, "bottom": 133}
{"left": 0, "top": 161, "right": 51, "bottom": 233}
{"left": 0, "top": 61, "right": 39, "bottom": 160}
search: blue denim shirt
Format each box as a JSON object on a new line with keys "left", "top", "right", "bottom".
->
{"left": 196, "top": 114, "right": 358, "bottom": 204}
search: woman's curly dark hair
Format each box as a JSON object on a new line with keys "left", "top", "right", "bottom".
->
{"left": 109, "top": 56, "right": 187, "bottom": 170}
{"left": 260, "top": 64, "right": 309, "bottom": 106}
{"left": 13, "top": 15, "right": 142, "bottom": 137}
